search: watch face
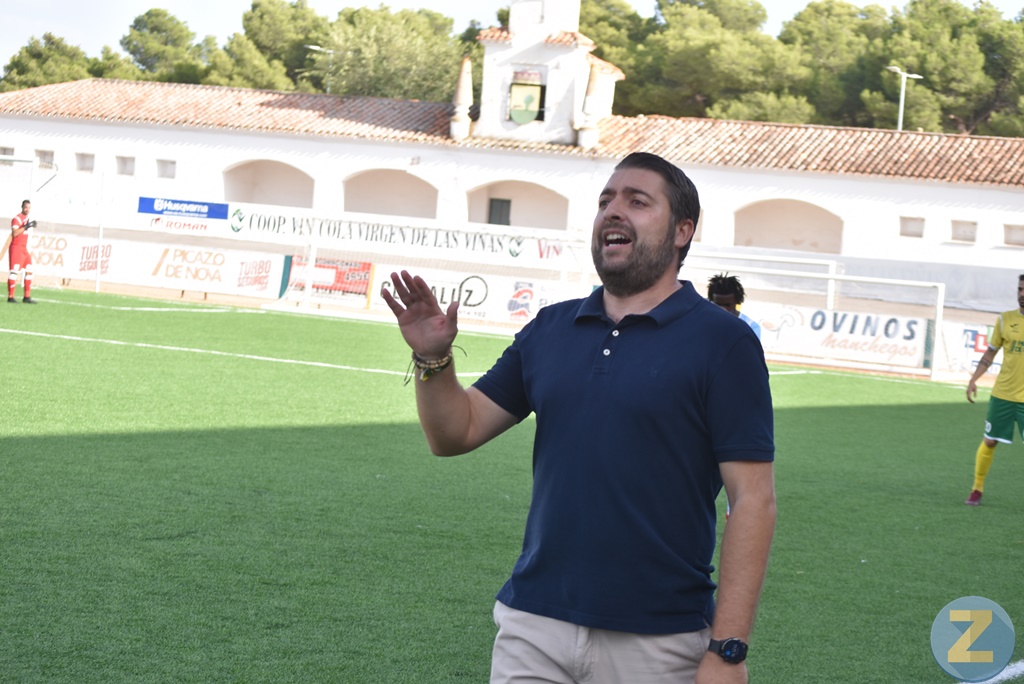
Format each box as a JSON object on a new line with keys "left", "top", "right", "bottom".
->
{"left": 717, "top": 638, "right": 748, "bottom": 663}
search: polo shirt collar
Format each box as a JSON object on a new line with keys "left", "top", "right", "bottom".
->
{"left": 574, "top": 280, "right": 702, "bottom": 326}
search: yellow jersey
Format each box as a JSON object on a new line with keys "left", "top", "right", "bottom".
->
{"left": 990, "top": 309, "right": 1024, "bottom": 402}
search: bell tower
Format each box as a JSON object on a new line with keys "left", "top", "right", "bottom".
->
{"left": 463, "top": 0, "right": 622, "bottom": 148}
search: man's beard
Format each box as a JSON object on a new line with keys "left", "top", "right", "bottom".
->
{"left": 592, "top": 222, "right": 679, "bottom": 297}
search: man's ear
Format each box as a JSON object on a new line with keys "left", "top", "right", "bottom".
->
{"left": 674, "top": 219, "right": 695, "bottom": 249}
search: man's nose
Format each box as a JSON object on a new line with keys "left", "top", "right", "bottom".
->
{"left": 603, "top": 196, "right": 624, "bottom": 220}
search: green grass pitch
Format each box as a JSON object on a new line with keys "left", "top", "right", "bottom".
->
{"left": 1, "top": 287, "right": 1022, "bottom": 683}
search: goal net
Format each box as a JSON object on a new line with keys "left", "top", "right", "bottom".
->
{"left": 270, "top": 230, "right": 596, "bottom": 332}
{"left": 279, "top": 245, "right": 375, "bottom": 310}
{"left": 683, "top": 249, "right": 945, "bottom": 377}
{"left": 0, "top": 157, "right": 35, "bottom": 213}
{"left": 0, "top": 156, "right": 60, "bottom": 229}
{"left": 267, "top": 224, "right": 948, "bottom": 377}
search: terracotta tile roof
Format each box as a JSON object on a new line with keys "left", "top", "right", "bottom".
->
{"left": 476, "top": 28, "right": 596, "bottom": 50}
{"left": 477, "top": 27, "right": 511, "bottom": 43}
{"left": 593, "top": 115, "right": 1024, "bottom": 187}
{"left": 587, "top": 54, "right": 625, "bottom": 80}
{"left": 0, "top": 79, "right": 452, "bottom": 142}
{"left": 2, "top": 79, "right": 1024, "bottom": 188}
{"left": 545, "top": 31, "right": 596, "bottom": 49}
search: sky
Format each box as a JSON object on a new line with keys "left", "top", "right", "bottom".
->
{"left": 1, "top": 0, "right": 1022, "bottom": 65}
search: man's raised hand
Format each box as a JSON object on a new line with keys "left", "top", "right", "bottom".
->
{"left": 381, "top": 270, "right": 459, "bottom": 358}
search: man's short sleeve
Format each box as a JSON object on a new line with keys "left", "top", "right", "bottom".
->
{"left": 990, "top": 314, "right": 1004, "bottom": 350}
{"left": 705, "top": 333, "right": 774, "bottom": 463}
{"left": 472, "top": 325, "right": 534, "bottom": 422}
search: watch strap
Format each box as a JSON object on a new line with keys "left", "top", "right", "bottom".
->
{"left": 708, "top": 637, "right": 748, "bottom": 664}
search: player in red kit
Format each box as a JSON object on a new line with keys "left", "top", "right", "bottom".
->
{"left": 6, "top": 199, "right": 36, "bottom": 303}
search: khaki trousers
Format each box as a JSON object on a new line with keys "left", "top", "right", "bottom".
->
{"left": 489, "top": 601, "right": 711, "bottom": 684}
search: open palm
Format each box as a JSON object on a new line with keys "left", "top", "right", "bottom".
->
{"left": 381, "top": 270, "right": 459, "bottom": 358}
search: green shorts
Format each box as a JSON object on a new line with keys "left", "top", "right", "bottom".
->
{"left": 985, "top": 396, "right": 1024, "bottom": 444}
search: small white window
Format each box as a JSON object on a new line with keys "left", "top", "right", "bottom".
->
{"left": 157, "top": 159, "right": 176, "bottom": 179}
{"left": 35, "top": 149, "right": 54, "bottom": 166}
{"left": 76, "top": 153, "right": 95, "bottom": 172}
{"left": 899, "top": 216, "right": 924, "bottom": 238}
{"left": 1004, "top": 225, "right": 1024, "bottom": 247}
{"left": 117, "top": 156, "right": 135, "bottom": 176}
{"left": 951, "top": 220, "right": 977, "bottom": 243}
{"left": 0, "top": 146, "right": 13, "bottom": 166}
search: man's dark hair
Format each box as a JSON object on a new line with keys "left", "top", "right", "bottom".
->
{"left": 614, "top": 152, "right": 700, "bottom": 268}
{"left": 707, "top": 273, "right": 746, "bottom": 304}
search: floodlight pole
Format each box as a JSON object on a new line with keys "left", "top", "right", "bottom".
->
{"left": 305, "top": 44, "right": 336, "bottom": 94}
{"left": 886, "top": 65, "right": 923, "bottom": 131}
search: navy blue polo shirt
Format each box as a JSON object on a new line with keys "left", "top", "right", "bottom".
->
{"left": 473, "top": 280, "right": 774, "bottom": 634}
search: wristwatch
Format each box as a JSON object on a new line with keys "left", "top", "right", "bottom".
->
{"left": 708, "top": 637, "right": 748, "bottom": 664}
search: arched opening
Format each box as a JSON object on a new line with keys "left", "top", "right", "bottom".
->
{"left": 345, "top": 170, "right": 438, "bottom": 219}
{"left": 223, "top": 160, "right": 314, "bottom": 208}
{"left": 735, "top": 199, "right": 843, "bottom": 253}
{"left": 467, "top": 181, "right": 569, "bottom": 230}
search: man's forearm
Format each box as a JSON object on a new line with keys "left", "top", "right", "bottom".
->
{"left": 970, "top": 350, "right": 996, "bottom": 384}
{"left": 414, "top": 364, "right": 476, "bottom": 456}
{"left": 413, "top": 363, "right": 519, "bottom": 457}
{"left": 712, "top": 489, "right": 777, "bottom": 640}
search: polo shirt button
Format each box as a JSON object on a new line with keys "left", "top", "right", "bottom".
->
{"left": 603, "top": 349, "right": 611, "bottom": 356}
{"left": 612, "top": 330, "right": 620, "bottom": 337}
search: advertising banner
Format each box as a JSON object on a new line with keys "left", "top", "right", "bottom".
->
{"left": 137, "top": 197, "right": 230, "bottom": 220}
{"left": 289, "top": 256, "right": 371, "bottom": 295}
{"left": 227, "top": 205, "right": 587, "bottom": 270}
{"left": 751, "top": 302, "right": 931, "bottom": 369}
{"left": 134, "top": 196, "right": 230, "bottom": 237}
{"left": 944, "top": 321, "right": 1000, "bottom": 375}
{"left": 29, "top": 232, "right": 286, "bottom": 300}
{"left": 370, "top": 264, "right": 585, "bottom": 326}
{"left": 129, "top": 200, "right": 589, "bottom": 271}
{"left": 25, "top": 233, "right": 93, "bottom": 276}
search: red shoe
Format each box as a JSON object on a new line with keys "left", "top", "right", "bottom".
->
{"left": 964, "top": 490, "right": 982, "bottom": 506}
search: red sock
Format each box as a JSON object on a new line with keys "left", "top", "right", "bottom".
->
{"left": 7, "top": 276, "right": 14, "bottom": 299}
{"left": 23, "top": 273, "right": 31, "bottom": 298}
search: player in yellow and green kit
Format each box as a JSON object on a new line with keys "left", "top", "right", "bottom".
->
{"left": 965, "top": 274, "right": 1024, "bottom": 505}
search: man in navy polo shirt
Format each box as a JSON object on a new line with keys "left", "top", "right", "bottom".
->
{"left": 382, "top": 152, "right": 776, "bottom": 684}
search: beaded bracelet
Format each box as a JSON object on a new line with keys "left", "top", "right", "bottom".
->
{"left": 411, "top": 349, "right": 454, "bottom": 382}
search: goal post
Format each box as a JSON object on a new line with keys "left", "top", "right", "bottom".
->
{"left": 263, "top": 220, "right": 951, "bottom": 377}
{"left": 0, "top": 157, "right": 36, "bottom": 212}
{"left": 683, "top": 259, "right": 947, "bottom": 378}
{"left": 270, "top": 232, "right": 597, "bottom": 323}
{"left": 274, "top": 243, "right": 376, "bottom": 311}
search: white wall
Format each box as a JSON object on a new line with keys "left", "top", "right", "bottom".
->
{"left": 467, "top": 180, "right": 569, "bottom": 229}
{"left": 344, "top": 169, "right": 438, "bottom": 219}
{"left": 734, "top": 199, "right": 843, "bottom": 253}
{"left": 4, "top": 115, "right": 1024, "bottom": 275}
{"left": 224, "top": 160, "right": 314, "bottom": 207}
{"left": 690, "top": 165, "right": 1024, "bottom": 269}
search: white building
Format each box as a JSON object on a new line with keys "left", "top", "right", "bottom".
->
{"left": 0, "top": 0, "right": 1021, "bottom": 375}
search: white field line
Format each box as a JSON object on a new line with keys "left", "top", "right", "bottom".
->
{"left": 968, "top": 660, "right": 1024, "bottom": 683}
{"left": 34, "top": 296, "right": 512, "bottom": 341}
{"left": 3, "top": 300, "right": 971, "bottom": 388}
{"left": 0, "top": 326, "right": 960, "bottom": 386}
{"left": 820, "top": 370, "right": 966, "bottom": 390}
{"left": 774, "top": 366, "right": 968, "bottom": 392}
{"left": 0, "top": 328, "right": 487, "bottom": 378}
{"left": 37, "top": 298, "right": 246, "bottom": 313}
